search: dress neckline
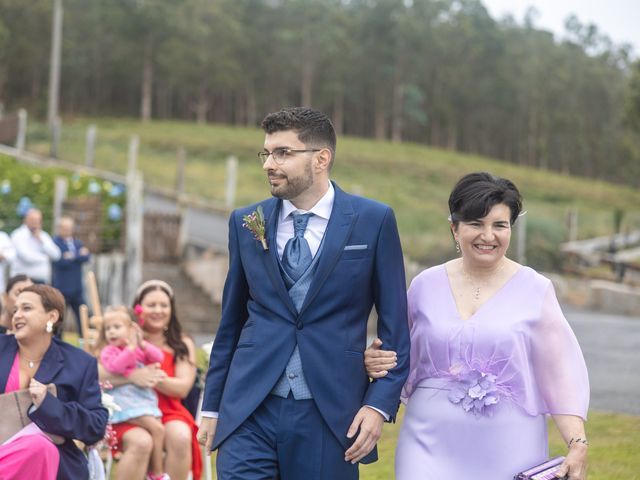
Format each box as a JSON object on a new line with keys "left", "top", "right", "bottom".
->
{"left": 442, "top": 263, "right": 525, "bottom": 322}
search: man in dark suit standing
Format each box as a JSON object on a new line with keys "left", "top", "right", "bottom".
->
{"left": 52, "top": 216, "right": 90, "bottom": 335}
{"left": 198, "top": 107, "right": 410, "bottom": 479}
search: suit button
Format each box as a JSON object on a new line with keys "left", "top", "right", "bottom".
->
{"left": 288, "top": 373, "right": 297, "bottom": 379}
{"left": 296, "top": 321, "right": 303, "bottom": 330}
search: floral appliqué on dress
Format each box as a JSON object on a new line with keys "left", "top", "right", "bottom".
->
{"left": 445, "top": 360, "right": 513, "bottom": 417}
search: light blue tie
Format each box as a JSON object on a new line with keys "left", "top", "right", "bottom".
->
{"left": 282, "top": 213, "right": 313, "bottom": 281}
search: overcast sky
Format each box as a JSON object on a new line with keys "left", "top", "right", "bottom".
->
{"left": 482, "top": 0, "right": 640, "bottom": 55}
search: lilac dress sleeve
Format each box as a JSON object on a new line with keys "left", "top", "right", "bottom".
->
{"left": 529, "top": 283, "right": 590, "bottom": 420}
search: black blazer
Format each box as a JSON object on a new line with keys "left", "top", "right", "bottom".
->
{"left": 0, "top": 335, "right": 108, "bottom": 479}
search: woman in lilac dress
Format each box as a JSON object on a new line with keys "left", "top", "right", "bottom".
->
{"left": 365, "top": 173, "right": 589, "bottom": 480}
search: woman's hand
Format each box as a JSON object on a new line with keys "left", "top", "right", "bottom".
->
{"left": 555, "top": 443, "right": 588, "bottom": 479}
{"left": 29, "top": 378, "right": 48, "bottom": 408}
{"left": 364, "top": 338, "right": 397, "bottom": 379}
{"left": 126, "top": 323, "right": 144, "bottom": 350}
{"left": 128, "top": 363, "right": 167, "bottom": 388}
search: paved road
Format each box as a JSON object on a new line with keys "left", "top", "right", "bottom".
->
{"left": 565, "top": 306, "right": 640, "bottom": 415}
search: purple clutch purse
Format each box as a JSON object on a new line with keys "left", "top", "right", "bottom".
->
{"left": 514, "top": 456, "right": 566, "bottom": 480}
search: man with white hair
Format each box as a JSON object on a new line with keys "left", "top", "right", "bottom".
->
{"left": 10, "top": 208, "right": 61, "bottom": 284}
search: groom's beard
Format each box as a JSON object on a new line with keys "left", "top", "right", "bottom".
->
{"left": 268, "top": 161, "right": 314, "bottom": 200}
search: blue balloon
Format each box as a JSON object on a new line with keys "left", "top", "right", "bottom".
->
{"left": 107, "top": 203, "right": 122, "bottom": 221}
{"left": 88, "top": 180, "right": 101, "bottom": 194}
{"left": 109, "top": 183, "right": 125, "bottom": 197}
{"left": 0, "top": 179, "right": 10, "bottom": 195}
{"left": 16, "top": 196, "right": 34, "bottom": 216}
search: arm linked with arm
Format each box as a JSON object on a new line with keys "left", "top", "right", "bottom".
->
{"left": 361, "top": 207, "right": 410, "bottom": 422}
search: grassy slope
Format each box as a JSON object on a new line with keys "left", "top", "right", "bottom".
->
{"left": 27, "top": 117, "right": 640, "bottom": 263}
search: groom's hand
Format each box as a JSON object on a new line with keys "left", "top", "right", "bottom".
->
{"left": 197, "top": 417, "right": 218, "bottom": 456}
{"left": 344, "top": 406, "right": 384, "bottom": 464}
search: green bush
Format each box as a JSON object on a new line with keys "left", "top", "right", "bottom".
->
{"left": 0, "top": 155, "right": 126, "bottom": 250}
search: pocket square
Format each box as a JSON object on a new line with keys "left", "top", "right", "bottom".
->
{"left": 344, "top": 244, "right": 368, "bottom": 251}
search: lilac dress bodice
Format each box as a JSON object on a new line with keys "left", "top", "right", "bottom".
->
{"left": 403, "top": 264, "right": 589, "bottom": 419}
{"left": 395, "top": 264, "right": 590, "bottom": 479}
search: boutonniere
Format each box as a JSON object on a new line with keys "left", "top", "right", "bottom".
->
{"left": 242, "top": 205, "right": 268, "bottom": 250}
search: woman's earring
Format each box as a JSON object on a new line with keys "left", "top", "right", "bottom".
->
{"left": 455, "top": 241, "right": 461, "bottom": 254}
{"left": 46, "top": 320, "right": 53, "bottom": 333}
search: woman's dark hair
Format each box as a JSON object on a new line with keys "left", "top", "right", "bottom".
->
{"left": 449, "top": 172, "right": 522, "bottom": 226}
{"left": 134, "top": 283, "right": 189, "bottom": 362}
{"left": 6, "top": 274, "right": 31, "bottom": 294}
{"left": 21, "top": 284, "right": 65, "bottom": 335}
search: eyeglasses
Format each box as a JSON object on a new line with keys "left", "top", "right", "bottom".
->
{"left": 258, "top": 147, "right": 321, "bottom": 165}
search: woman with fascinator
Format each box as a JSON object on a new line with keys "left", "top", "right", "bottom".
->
{"left": 0, "top": 284, "right": 108, "bottom": 479}
{"left": 100, "top": 279, "right": 202, "bottom": 480}
{"left": 365, "top": 173, "right": 590, "bottom": 480}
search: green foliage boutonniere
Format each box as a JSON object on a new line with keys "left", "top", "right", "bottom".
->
{"left": 242, "top": 205, "right": 268, "bottom": 250}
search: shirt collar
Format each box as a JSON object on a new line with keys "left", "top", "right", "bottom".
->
{"left": 280, "top": 181, "right": 334, "bottom": 221}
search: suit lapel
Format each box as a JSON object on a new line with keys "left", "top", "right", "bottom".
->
{"left": 34, "top": 338, "right": 65, "bottom": 385}
{"left": 0, "top": 337, "right": 18, "bottom": 393}
{"left": 298, "top": 183, "right": 356, "bottom": 317}
{"left": 260, "top": 199, "right": 298, "bottom": 318}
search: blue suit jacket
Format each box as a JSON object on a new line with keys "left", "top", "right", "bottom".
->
{"left": 52, "top": 237, "right": 90, "bottom": 297}
{"left": 0, "top": 335, "right": 108, "bottom": 480}
{"left": 202, "top": 182, "right": 410, "bottom": 463}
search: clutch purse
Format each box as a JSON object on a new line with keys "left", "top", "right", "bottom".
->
{"left": 0, "top": 385, "right": 65, "bottom": 445}
{"left": 514, "top": 456, "right": 567, "bottom": 480}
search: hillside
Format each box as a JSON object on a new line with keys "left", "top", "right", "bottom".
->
{"left": 25, "top": 118, "right": 640, "bottom": 267}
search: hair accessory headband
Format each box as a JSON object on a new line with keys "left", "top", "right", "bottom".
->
{"left": 135, "top": 279, "right": 174, "bottom": 299}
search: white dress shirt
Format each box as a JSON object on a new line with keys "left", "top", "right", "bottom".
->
{"left": 0, "top": 231, "right": 16, "bottom": 294}
{"left": 10, "top": 224, "right": 61, "bottom": 283}
{"left": 277, "top": 182, "right": 335, "bottom": 259}
{"left": 203, "top": 182, "right": 389, "bottom": 421}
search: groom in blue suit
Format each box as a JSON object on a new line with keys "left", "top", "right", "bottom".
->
{"left": 198, "top": 107, "right": 410, "bottom": 479}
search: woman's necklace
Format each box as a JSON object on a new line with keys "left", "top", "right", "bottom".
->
{"left": 21, "top": 353, "right": 44, "bottom": 369}
{"left": 461, "top": 261, "right": 507, "bottom": 300}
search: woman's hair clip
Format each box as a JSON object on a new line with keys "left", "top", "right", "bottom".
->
{"left": 518, "top": 210, "right": 527, "bottom": 217}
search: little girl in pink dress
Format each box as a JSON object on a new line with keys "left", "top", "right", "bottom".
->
{"left": 100, "top": 307, "right": 169, "bottom": 480}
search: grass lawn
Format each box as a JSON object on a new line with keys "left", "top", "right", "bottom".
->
{"left": 200, "top": 408, "right": 640, "bottom": 479}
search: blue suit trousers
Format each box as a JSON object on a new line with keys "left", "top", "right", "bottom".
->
{"left": 216, "top": 394, "right": 358, "bottom": 480}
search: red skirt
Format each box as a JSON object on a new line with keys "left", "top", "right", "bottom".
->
{"left": 112, "top": 351, "right": 202, "bottom": 479}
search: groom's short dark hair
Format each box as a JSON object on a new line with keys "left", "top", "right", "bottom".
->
{"left": 261, "top": 107, "right": 336, "bottom": 168}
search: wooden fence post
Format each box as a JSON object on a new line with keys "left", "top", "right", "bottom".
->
{"left": 85, "top": 124, "right": 97, "bottom": 167}
{"left": 125, "top": 135, "right": 143, "bottom": 304}
{"left": 175, "top": 146, "right": 186, "bottom": 196}
{"left": 516, "top": 214, "right": 527, "bottom": 265}
{"left": 226, "top": 155, "right": 238, "bottom": 208}
{"left": 50, "top": 116, "right": 61, "bottom": 158}
{"left": 53, "top": 176, "right": 68, "bottom": 229}
{"left": 567, "top": 209, "right": 578, "bottom": 242}
{"left": 16, "top": 109, "right": 27, "bottom": 152}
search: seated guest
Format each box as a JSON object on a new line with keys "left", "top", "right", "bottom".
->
{"left": 0, "top": 284, "right": 108, "bottom": 479}
{"left": 100, "top": 280, "right": 202, "bottom": 480}
{"left": 0, "top": 274, "right": 33, "bottom": 333}
{"left": 10, "top": 208, "right": 61, "bottom": 284}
